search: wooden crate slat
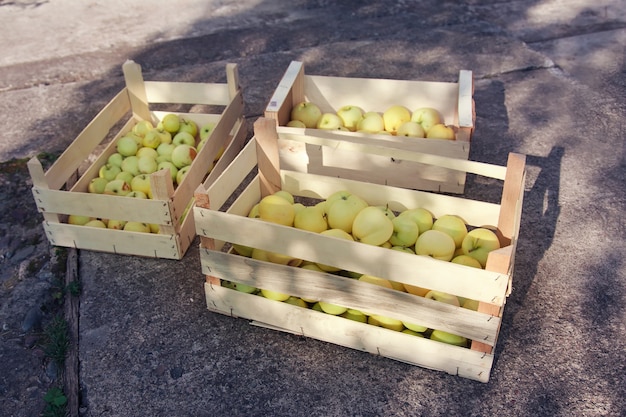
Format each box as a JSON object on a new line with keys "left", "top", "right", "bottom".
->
{"left": 195, "top": 209, "right": 509, "bottom": 305}
{"left": 123, "top": 60, "right": 151, "bottom": 122}
{"left": 205, "top": 282, "right": 493, "bottom": 382}
{"left": 144, "top": 81, "right": 232, "bottom": 106}
{"left": 458, "top": 70, "right": 475, "bottom": 129}
{"left": 43, "top": 222, "right": 181, "bottom": 259}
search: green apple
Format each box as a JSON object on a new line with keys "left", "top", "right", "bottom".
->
{"left": 461, "top": 228, "right": 501, "bottom": 268}
{"left": 273, "top": 190, "right": 295, "bottom": 204}
{"left": 107, "top": 152, "right": 124, "bottom": 167}
{"left": 284, "top": 296, "right": 308, "bottom": 308}
{"left": 316, "top": 228, "right": 354, "bottom": 272}
{"left": 341, "top": 309, "right": 368, "bottom": 323}
{"left": 319, "top": 301, "right": 348, "bottom": 315}
{"left": 155, "top": 127, "right": 172, "bottom": 144}
{"left": 157, "top": 161, "right": 178, "bottom": 183}
{"left": 127, "top": 190, "right": 148, "bottom": 199}
{"left": 451, "top": 255, "right": 483, "bottom": 269}
{"left": 103, "top": 179, "right": 131, "bottom": 196}
{"left": 397, "top": 207, "right": 433, "bottom": 234}
{"left": 426, "top": 124, "right": 456, "bottom": 140}
{"left": 156, "top": 143, "right": 176, "bottom": 161}
{"left": 132, "top": 120, "right": 154, "bottom": 137}
{"left": 84, "top": 219, "right": 107, "bottom": 228}
{"left": 124, "top": 221, "right": 151, "bottom": 233}
{"left": 292, "top": 202, "right": 306, "bottom": 215}
{"left": 107, "top": 219, "right": 127, "bottom": 230}
{"left": 311, "top": 302, "right": 324, "bottom": 312}
{"left": 176, "top": 165, "right": 190, "bottom": 186}
{"left": 171, "top": 144, "right": 197, "bottom": 168}
{"left": 356, "top": 111, "right": 384, "bottom": 133}
{"left": 120, "top": 156, "right": 140, "bottom": 176}
{"left": 391, "top": 246, "right": 415, "bottom": 254}
{"left": 68, "top": 214, "right": 92, "bottom": 225}
{"left": 286, "top": 120, "right": 306, "bottom": 128}
{"left": 352, "top": 206, "right": 394, "bottom": 246}
{"left": 290, "top": 101, "right": 322, "bottom": 128}
{"left": 137, "top": 155, "right": 158, "bottom": 174}
{"left": 396, "top": 121, "right": 425, "bottom": 138}
{"left": 382, "top": 105, "right": 411, "bottom": 134}
{"left": 142, "top": 128, "right": 162, "bottom": 149}
{"left": 172, "top": 131, "right": 196, "bottom": 147}
{"left": 260, "top": 289, "right": 291, "bottom": 302}
{"left": 414, "top": 229, "right": 456, "bottom": 261}
{"left": 462, "top": 299, "right": 480, "bottom": 311}
{"left": 136, "top": 146, "right": 159, "bottom": 160}
{"left": 88, "top": 177, "right": 109, "bottom": 194}
{"left": 316, "top": 113, "right": 344, "bottom": 130}
{"left": 325, "top": 191, "right": 368, "bottom": 233}
{"left": 266, "top": 251, "right": 303, "bottom": 267}
{"left": 424, "top": 290, "right": 460, "bottom": 307}
{"left": 336, "top": 105, "right": 364, "bottom": 132}
{"left": 258, "top": 194, "right": 295, "bottom": 226}
{"left": 199, "top": 122, "right": 216, "bottom": 141}
{"left": 402, "top": 329, "right": 425, "bottom": 337}
{"left": 115, "top": 171, "right": 134, "bottom": 185}
{"left": 430, "top": 330, "right": 467, "bottom": 347}
{"left": 375, "top": 205, "right": 396, "bottom": 220}
{"left": 358, "top": 274, "right": 394, "bottom": 289}
{"left": 402, "top": 322, "right": 428, "bottom": 333}
{"left": 411, "top": 107, "right": 443, "bottom": 133}
{"left": 368, "top": 315, "right": 404, "bottom": 331}
{"left": 432, "top": 214, "right": 468, "bottom": 249}
{"left": 99, "top": 163, "right": 122, "bottom": 181}
{"left": 232, "top": 243, "right": 253, "bottom": 257}
{"left": 389, "top": 216, "right": 420, "bottom": 247}
{"left": 125, "top": 131, "right": 144, "bottom": 145}
{"left": 178, "top": 118, "right": 198, "bottom": 138}
{"left": 230, "top": 281, "right": 258, "bottom": 294}
{"left": 160, "top": 113, "right": 180, "bottom": 134}
{"left": 294, "top": 205, "right": 328, "bottom": 233}
{"left": 130, "top": 174, "right": 152, "bottom": 198}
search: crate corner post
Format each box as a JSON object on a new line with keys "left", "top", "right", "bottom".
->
{"left": 254, "top": 117, "right": 282, "bottom": 197}
{"left": 122, "top": 60, "right": 151, "bottom": 122}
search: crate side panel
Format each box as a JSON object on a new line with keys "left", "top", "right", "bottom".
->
{"left": 144, "top": 81, "right": 231, "bottom": 106}
{"left": 204, "top": 283, "right": 493, "bottom": 382}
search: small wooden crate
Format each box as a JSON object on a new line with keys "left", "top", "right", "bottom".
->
{"left": 264, "top": 61, "right": 474, "bottom": 193}
{"left": 28, "top": 60, "right": 246, "bottom": 259}
{"left": 194, "top": 118, "right": 525, "bottom": 382}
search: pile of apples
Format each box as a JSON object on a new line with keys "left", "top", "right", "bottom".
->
{"left": 288, "top": 101, "right": 456, "bottom": 140}
{"left": 68, "top": 114, "right": 220, "bottom": 233}
{"left": 225, "top": 189, "right": 502, "bottom": 347}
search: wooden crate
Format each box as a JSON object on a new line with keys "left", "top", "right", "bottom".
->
{"left": 28, "top": 60, "right": 247, "bottom": 259}
{"left": 264, "top": 61, "right": 474, "bottom": 193}
{"left": 193, "top": 117, "right": 525, "bottom": 382}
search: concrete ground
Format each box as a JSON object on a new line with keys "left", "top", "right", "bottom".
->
{"left": 1, "top": 0, "right": 625, "bottom": 416}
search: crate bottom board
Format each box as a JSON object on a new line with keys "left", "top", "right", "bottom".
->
{"left": 204, "top": 282, "right": 494, "bottom": 382}
{"left": 43, "top": 221, "right": 188, "bottom": 260}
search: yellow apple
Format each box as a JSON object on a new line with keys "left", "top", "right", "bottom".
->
{"left": 137, "top": 155, "right": 158, "bottom": 175}
{"left": 382, "top": 105, "right": 411, "bottom": 134}
{"left": 260, "top": 289, "right": 291, "bottom": 302}
{"left": 414, "top": 229, "right": 456, "bottom": 261}
{"left": 402, "top": 329, "right": 425, "bottom": 337}
{"left": 160, "top": 113, "right": 180, "bottom": 134}
{"left": 84, "top": 219, "right": 107, "bottom": 228}
{"left": 411, "top": 107, "right": 443, "bottom": 133}
{"left": 397, "top": 207, "right": 434, "bottom": 234}
{"left": 136, "top": 146, "right": 159, "bottom": 160}
{"left": 352, "top": 206, "right": 394, "bottom": 246}
{"left": 115, "top": 171, "right": 134, "bottom": 185}
{"left": 132, "top": 119, "right": 154, "bottom": 137}
{"left": 396, "top": 121, "right": 425, "bottom": 138}
{"left": 424, "top": 290, "right": 460, "bottom": 307}
{"left": 142, "top": 128, "right": 163, "bottom": 149}
{"left": 403, "top": 322, "right": 428, "bottom": 333}
{"left": 432, "top": 214, "right": 468, "bottom": 249}
{"left": 171, "top": 144, "right": 197, "bottom": 168}
{"left": 294, "top": 206, "right": 328, "bottom": 233}
{"left": 325, "top": 191, "right": 368, "bottom": 233}
{"left": 341, "top": 309, "right": 368, "bottom": 323}
{"left": 311, "top": 302, "right": 324, "bottom": 312}
{"left": 107, "top": 219, "right": 127, "bottom": 230}
{"left": 266, "top": 251, "right": 303, "bottom": 267}
{"left": 290, "top": 102, "right": 322, "bottom": 128}
{"left": 403, "top": 283, "right": 430, "bottom": 297}
{"left": 451, "top": 255, "right": 483, "bottom": 269}
{"left": 358, "top": 274, "right": 394, "bottom": 289}
{"left": 430, "top": 330, "right": 467, "bottom": 347}
{"left": 120, "top": 155, "right": 140, "bottom": 176}
{"left": 68, "top": 214, "right": 93, "bottom": 226}
{"left": 368, "top": 315, "right": 405, "bottom": 331}
{"left": 391, "top": 246, "right": 415, "bottom": 254}
{"left": 389, "top": 216, "right": 420, "bottom": 247}
{"left": 130, "top": 174, "right": 152, "bottom": 199}
{"left": 286, "top": 120, "right": 306, "bottom": 128}
{"left": 247, "top": 203, "right": 260, "bottom": 219}
{"left": 461, "top": 228, "right": 501, "bottom": 268}
{"left": 103, "top": 179, "right": 131, "bottom": 196}
{"left": 356, "top": 111, "right": 384, "bottom": 133}
{"left": 316, "top": 113, "right": 344, "bottom": 130}
{"left": 229, "top": 281, "right": 258, "bottom": 294}
{"left": 284, "top": 296, "right": 308, "bottom": 308}
{"left": 462, "top": 299, "right": 480, "bottom": 311}
{"left": 272, "top": 190, "right": 295, "bottom": 204}
{"left": 258, "top": 194, "right": 296, "bottom": 226}
{"left": 251, "top": 248, "right": 271, "bottom": 262}
{"left": 336, "top": 105, "right": 364, "bottom": 132}
{"left": 318, "top": 301, "right": 348, "bottom": 315}
{"left": 232, "top": 243, "right": 253, "bottom": 257}
{"left": 88, "top": 177, "right": 109, "bottom": 194}
{"left": 123, "top": 221, "right": 151, "bottom": 233}
{"left": 426, "top": 123, "right": 456, "bottom": 140}
{"left": 99, "top": 163, "right": 122, "bottom": 181}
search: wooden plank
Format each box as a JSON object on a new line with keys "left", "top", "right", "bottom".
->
{"left": 150, "top": 169, "right": 177, "bottom": 235}
{"left": 43, "top": 222, "right": 182, "bottom": 259}
{"left": 195, "top": 210, "right": 509, "bottom": 305}
{"left": 200, "top": 250, "right": 500, "bottom": 345}
{"left": 457, "top": 70, "right": 474, "bottom": 128}
{"left": 226, "top": 63, "right": 240, "bottom": 100}
{"left": 498, "top": 153, "right": 527, "bottom": 241}
{"left": 27, "top": 157, "right": 60, "bottom": 223}
{"left": 265, "top": 61, "right": 304, "bottom": 126}
{"left": 122, "top": 60, "right": 151, "bottom": 122}
{"left": 254, "top": 117, "right": 282, "bottom": 197}
{"left": 144, "top": 81, "right": 232, "bottom": 106}
{"left": 31, "top": 187, "right": 174, "bottom": 225}
{"left": 205, "top": 282, "right": 493, "bottom": 382}
{"left": 44, "top": 89, "right": 131, "bottom": 190}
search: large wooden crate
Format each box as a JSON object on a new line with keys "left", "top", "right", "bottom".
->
{"left": 194, "top": 118, "right": 525, "bottom": 382}
{"left": 28, "top": 60, "right": 246, "bottom": 259}
{"left": 264, "top": 61, "right": 474, "bottom": 193}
